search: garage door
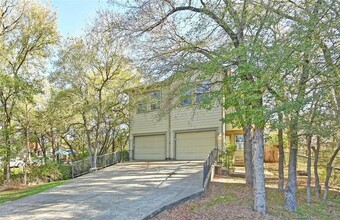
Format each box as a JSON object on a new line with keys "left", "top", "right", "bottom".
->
{"left": 134, "top": 134, "right": 166, "bottom": 160}
{"left": 176, "top": 130, "right": 216, "bottom": 160}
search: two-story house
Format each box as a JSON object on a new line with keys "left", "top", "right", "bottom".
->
{"left": 127, "top": 76, "right": 243, "bottom": 161}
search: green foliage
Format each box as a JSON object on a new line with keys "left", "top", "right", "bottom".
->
{"left": 219, "top": 144, "right": 237, "bottom": 169}
{"left": 28, "top": 162, "right": 72, "bottom": 183}
{"left": 119, "top": 150, "right": 129, "bottom": 162}
{"left": 265, "top": 131, "right": 288, "bottom": 148}
{"left": 0, "top": 0, "right": 59, "bottom": 185}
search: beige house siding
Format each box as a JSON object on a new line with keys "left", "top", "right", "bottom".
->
{"left": 170, "top": 106, "right": 224, "bottom": 159}
{"left": 130, "top": 111, "right": 169, "bottom": 134}
{"left": 130, "top": 111, "right": 170, "bottom": 159}
{"left": 128, "top": 78, "right": 227, "bottom": 160}
{"left": 171, "top": 107, "right": 222, "bottom": 130}
{"left": 129, "top": 103, "right": 224, "bottom": 160}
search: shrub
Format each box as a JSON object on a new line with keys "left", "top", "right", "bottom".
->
{"left": 28, "top": 162, "right": 72, "bottom": 183}
{"left": 219, "top": 144, "right": 237, "bottom": 169}
{"left": 119, "top": 150, "right": 129, "bottom": 162}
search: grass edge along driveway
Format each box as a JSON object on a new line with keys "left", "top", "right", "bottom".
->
{"left": 0, "top": 180, "right": 67, "bottom": 204}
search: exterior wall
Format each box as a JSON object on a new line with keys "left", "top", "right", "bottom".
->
{"left": 130, "top": 112, "right": 169, "bottom": 159}
{"left": 170, "top": 106, "right": 224, "bottom": 159}
{"left": 130, "top": 111, "right": 169, "bottom": 134}
{"left": 226, "top": 123, "right": 242, "bottom": 131}
{"left": 130, "top": 106, "right": 224, "bottom": 160}
{"left": 129, "top": 77, "right": 226, "bottom": 160}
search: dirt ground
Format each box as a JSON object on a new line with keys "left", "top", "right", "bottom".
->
{"left": 153, "top": 163, "right": 340, "bottom": 220}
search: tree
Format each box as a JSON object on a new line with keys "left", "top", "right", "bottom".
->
{"left": 0, "top": 0, "right": 58, "bottom": 186}
{"left": 107, "top": 0, "right": 297, "bottom": 214}
{"left": 260, "top": 0, "right": 339, "bottom": 210}
{"left": 51, "top": 16, "right": 135, "bottom": 169}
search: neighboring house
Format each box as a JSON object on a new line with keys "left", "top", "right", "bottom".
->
{"left": 127, "top": 76, "right": 243, "bottom": 161}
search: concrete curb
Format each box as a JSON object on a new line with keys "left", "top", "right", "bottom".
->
{"left": 142, "top": 189, "right": 205, "bottom": 220}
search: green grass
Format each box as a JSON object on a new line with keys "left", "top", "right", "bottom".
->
{"left": 186, "top": 181, "right": 339, "bottom": 220}
{"left": 0, "top": 180, "right": 67, "bottom": 204}
{"left": 266, "top": 188, "right": 340, "bottom": 220}
{"left": 206, "top": 193, "right": 238, "bottom": 207}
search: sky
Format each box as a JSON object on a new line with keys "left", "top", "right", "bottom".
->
{"left": 42, "top": 0, "right": 112, "bottom": 37}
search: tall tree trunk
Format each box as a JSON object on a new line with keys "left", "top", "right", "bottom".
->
{"left": 284, "top": 122, "right": 298, "bottom": 212}
{"left": 112, "top": 137, "right": 115, "bottom": 153}
{"left": 244, "top": 125, "right": 253, "bottom": 186}
{"left": 4, "top": 120, "right": 11, "bottom": 187}
{"left": 23, "top": 127, "right": 29, "bottom": 185}
{"left": 322, "top": 143, "right": 340, "bottom": 203}
{"left": 252, "top": 128, "right": 266, "bottom": 214}
{"left": 82, "top": 113, "right": 94, "bottom": 168}
{"left": 306, "top": 135, "right": 312, "bottom": 204}
{"left": 278, "top": 112, "right": 284, "bottom": 191}
{"left": 313, "top": 136, "right": 321, "bottom": 199}
{"left": 284, "top": 47, "right": 310, "bottom": 211}
{"left": 62, "top": 136, "right": 77, "bottom": 160}
{"left": 50, "top": 129, "right": 56, "bottom": 161}
{"left": 93, "top": 122, "right": 100, "bottom": 169}
{"left": 40, "top": 136, "right": 47, "bottom": 159}
{"left": 86, "top": 129, "right": 94, "bottom": 168}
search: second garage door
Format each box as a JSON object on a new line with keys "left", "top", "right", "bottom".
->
{"left": 134, "top": 134, "right": 166, "bottom": 160}
{"left": 176, "top": 130, "right": 216, "bottom": 160}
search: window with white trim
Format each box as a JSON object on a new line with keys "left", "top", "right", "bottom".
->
{"left": 136, "top": 91, "right": 162, "bottom": 113}
{"left": 150, "top": 91, "right": 161, "bottom": 111}
{"left": 195, "top": 81, "right": 210, "bottom": 104}
{"left": 180, "top": 90, "right": 192, "bottom": 106}
{"left": 137, "top": 102, "right": 147, "bottom": 113}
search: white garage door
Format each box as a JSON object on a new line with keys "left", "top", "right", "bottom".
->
{"left": 134, "top": 134, "right": 166, "bottom": 160}
{"left": 176, "top": 130, "right": 216, "bottom": 160}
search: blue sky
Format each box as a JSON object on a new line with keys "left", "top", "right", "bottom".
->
{"left": 42, "top": 0, "right": 112, "bottom": 37}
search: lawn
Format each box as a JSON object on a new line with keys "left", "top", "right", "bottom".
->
{"left": 0, "top": 180, "right": 67, "bottom": 204}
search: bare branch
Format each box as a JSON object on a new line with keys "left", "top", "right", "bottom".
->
{"left": 142, "top": 5, "right": 239, "bottom": 47}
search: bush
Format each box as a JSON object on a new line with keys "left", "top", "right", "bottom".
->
{"left": 0, "top": 167, "right": 24, "bottom": 186}
{"left": 28, "top": 161, "right": 72, "bottom": 183}
{"left": 219, "top": 144, "right": 237, "bottom": 169}
{"left": 119, "top": 150, "right": 129, "bottom": 162}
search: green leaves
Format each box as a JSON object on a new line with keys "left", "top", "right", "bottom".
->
{"left": 0, "top": 0, "right": 59, "bottom": 184}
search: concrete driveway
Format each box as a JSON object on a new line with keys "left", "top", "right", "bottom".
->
{"left": 0, "top": 161, "right": 204, "bottom": 220}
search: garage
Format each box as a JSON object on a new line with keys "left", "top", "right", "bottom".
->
{"left": 175, "top": 130, "right": 216, "bottom": 160}
{"left": 134, "top": 134, "right": 166, "bottom": 160}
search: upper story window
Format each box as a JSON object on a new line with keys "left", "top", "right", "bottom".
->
{"left": 179, "top": 82, "right": 211, "bottom": 107}
{"left": 180, "top": 90, "right": 192, "bottom": 106}
{"left": 137, "top": 102, "right": 147, "bottom": 113}
{"left": 150, "top": 91, "right": 161, "bottom": 111}
{"left": 195, "top": 82, "right": 210, "bottom": 104}
{"left": 136, "top": 91, "right": 162, "bottom": 113}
